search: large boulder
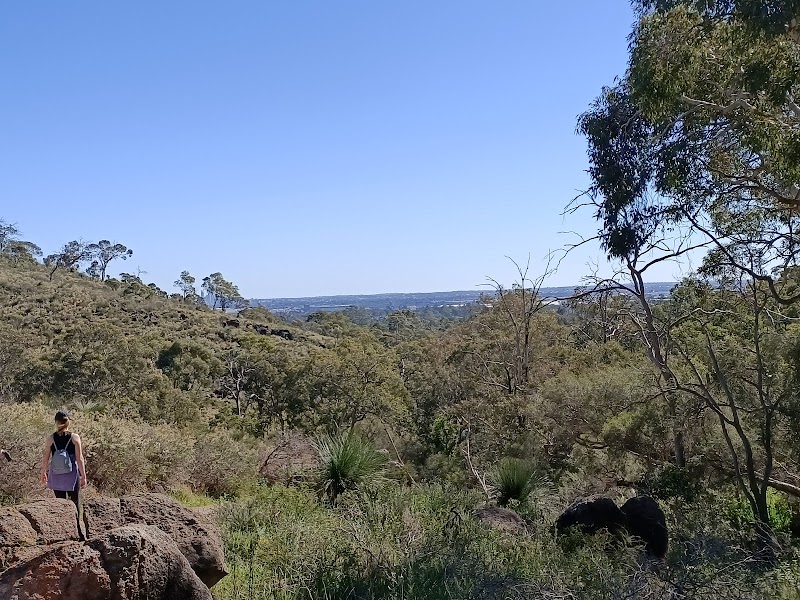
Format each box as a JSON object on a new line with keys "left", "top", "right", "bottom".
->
{"left": 82, "top": 496, "right": 122, "bottom": 538}
{"left": 17, "top": 499, "right": 79, "bottom": 543}
{"left": 556, "top": 495, "right": 669, "bottom": 558}
{"left": 620, "top": 496, "right": 668, "bottom": 558}
{"left": 1, "top": 500, "right": 79, "bottom": 572}
{"left": 1, "top": 496, "right": 227, "bottom": 599}
{"left": 0, "top": 507, "right": 37, "bottom": 547}
{"left": 88, "top": 525, "right": 213, "bottom": 600}
{"left": 0, "top": 542, "right": 111, "bottom": 600}
{"left": 120, "top": 494, "right": 227, "bottom": 587}
{"left": 556, "top": 496, "right": 627, "bottom": 537}
{"left": 0, "top": 525, "right": 212, "bottom": 600}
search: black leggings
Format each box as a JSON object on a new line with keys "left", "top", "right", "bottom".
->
{"left": 53, "top": 480, "right": 83, "bottom": 539}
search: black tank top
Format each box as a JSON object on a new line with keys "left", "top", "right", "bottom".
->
{"left": 51, "top": 432, "right": 75, "bottom": 455}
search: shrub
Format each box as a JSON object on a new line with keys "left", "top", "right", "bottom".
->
{"left": 188, "top": 429, "right": 260, "bottom": 498}
{"left": 313, "top": 432, "right": 386, "bottom": 502}
{"left": 215, "top": 482, "right": 800, "bottom": 600}
{"left": 0, "top": 402, "right": 259, "bottom": 500}
{"left": 640, "top": 463, "right": 702, "bottom": 503}
{"left": 0, "top": 403, "right": 52, "bottom": 504}
{"left": 488, "top": 457, "right": 549, "bottom": 507}
{"left": 721, "top": 487, "right": 795, "bottom": 535}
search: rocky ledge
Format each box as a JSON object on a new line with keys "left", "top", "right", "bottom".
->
{"left": 0, "top": 493, "right": 228, "bottom": 600}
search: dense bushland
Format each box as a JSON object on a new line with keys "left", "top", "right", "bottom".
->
{"left": 2, "top": 244, "right": 800, "bottom": 597}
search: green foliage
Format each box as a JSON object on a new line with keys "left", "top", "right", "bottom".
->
{"left": 0, "top": 403, "right": 260, "bottom": 500}
{"left": 640, "top": 463, "right": 702, "bottom": 503}
{"left": 488, "top": 457, "right": 548, "bottom": 507}
{"left": 313, "top": 433, "right": 387, "bottom": 502}
{"left": 85, "top": 240, "right": 133, "bottom": 281}
{"left": 4, "top": 219, "right": 800, "bottom": 596}
{"left": 722, "top": 488, "right": 795, "bottom": 535}
{"left": 214, "top": 482, "right": 800, "bottom": 600}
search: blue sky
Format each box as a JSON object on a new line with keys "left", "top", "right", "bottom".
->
{"left": 0, "top": 1, "right": 688, "bottom": 298}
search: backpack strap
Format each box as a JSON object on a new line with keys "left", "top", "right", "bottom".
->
{"left": 53, "top": 432, "right": 72, "bottom": 451}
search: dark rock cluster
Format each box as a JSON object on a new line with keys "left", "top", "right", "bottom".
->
{"left": 556, "top": 495, "right": 668, "bottom": 558}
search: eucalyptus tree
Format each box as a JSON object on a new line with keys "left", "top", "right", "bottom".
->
{"left": 44, "top": 241, "right": 92, "bottom": 280}
{"left": 202, "top": 272, "right": 248, "bottom": 311}
{"left": 0, "top": 220, "right": 42, "bottom": 265}
{"left": 576, "top": 0, "right": 800, "bottom": 552}
{"left": 578, "top": 0, "right": 800, "bottom": 297}
{"left": 86, "top": 240, "right": 133, "bottom": 281}
{"left": 0, "top": 220, "right": 20, "bottom": 253}
{"left": 174, "top": 270, "right": 197, "bottom": 301}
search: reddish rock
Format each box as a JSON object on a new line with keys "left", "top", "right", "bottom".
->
{"left": 0, "top": 496, "right": 225, "bottom": 598}
{"left": 17, "top": 499, "right": 79, "bottom": 543}
{"left": 88, "top": 525, "right": 213, "bottom": 600}
{"left": 0, "top": 508, "right": 37, "bottom": 547}
{"left": 120, "top": 494, "right": 228, "bottom": 587}
{"left": 0, "top": 541, "right": 111, "bottom": 600}
{"left": 83, "top": 496, "right": 122, "bottom": 538}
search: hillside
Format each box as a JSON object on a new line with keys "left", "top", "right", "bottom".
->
{"left": 2, "top": 255, "right": 800, "bottom": 598}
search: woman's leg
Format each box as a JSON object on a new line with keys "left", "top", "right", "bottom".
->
{"left": 67, "top": 479, "right": 84, "bottom": 540}
{"left": 53, "top": 490, "right": 67, "bottom": 499}
{"left": 66, "top": 478, "right": 80, "bottom": 506}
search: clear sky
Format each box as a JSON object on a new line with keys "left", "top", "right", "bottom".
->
{"left": 1, "top": 1, "right": 687, "bottom": 298}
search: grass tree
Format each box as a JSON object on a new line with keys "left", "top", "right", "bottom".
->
{"left": 488, "top": 457, "right": 549, "bottom": 507}
{"left": 313, "top": 432, "right": 386, "bottom": 503}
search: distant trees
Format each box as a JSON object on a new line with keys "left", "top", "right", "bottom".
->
{"left": 43, "top": 239, "right": 133, "bottom": 282}
{"left": 0, "top": 220, "right": 42, "bottom": 265}
{"left": 44, "top": 241, "right": 92, "bottom": 281}
{"left": 174, "top": 271, "right": 198, "bottom": 301}
{"left": 202, "top": 272, "right": 248, "bottom": 311}
{"left": 0, "top": 220, "right": 19, "bottom": 253}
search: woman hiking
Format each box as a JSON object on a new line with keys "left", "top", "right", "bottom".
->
{"left": 40, "top": 410, "right": 87, "bottom": 537}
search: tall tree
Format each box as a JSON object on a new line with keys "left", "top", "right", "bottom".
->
{"left": 5, "top": 241, "right": 42, "bottom": 265}
{"left": 577, "top": 0, "right": 800, "bottom": 553}
{"left": 86, "top": 240, "right": 133, "bottom": 281}
{"left": 578, "top": 1, "right": 800, "bottom": 301}
{"left": 174, "top": 270, "right": 197, "bottom": 301}
{"left": 0, "top": 220, "right": 42, "bottom": 264}
{"left": 201, "top": 272, "right": 248, "bottom": 311}
{"left": 0, "top": 220, "right": 22, "bottom": 253}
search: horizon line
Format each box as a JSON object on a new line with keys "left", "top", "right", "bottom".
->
{"left": 249, "top": 281, "right": 679, "bottom": 302}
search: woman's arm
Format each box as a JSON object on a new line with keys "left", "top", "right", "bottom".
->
{"left": 72, "top": 434, "right": 87, "bottom": 488}
{"left": 40, "top": 435, "right": 52, "bottom": 484}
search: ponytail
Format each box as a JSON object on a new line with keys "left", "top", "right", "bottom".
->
{"left": 56, "top": 419, "right": 70, "bottom": 432}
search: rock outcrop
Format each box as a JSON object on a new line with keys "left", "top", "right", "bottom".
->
{"left": 118, "top": 494, "right": 227, "bottom": 587}
{"left": 556, "top": 495, "right": 668, "bottom": 558}
{"left": 82, "top": 496, "right": 122, "bottom": 538}
{"left": 0, "top": 494, "right": 227, "bottom": 600}
{"left": 555, "top": 496, "right": 627, "bottom": 537}
{"left": 475, "top": 506, "right": 528, "bottom": 535}
{"left": 620, "top": 496, "right": 668, "bottom": 558}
